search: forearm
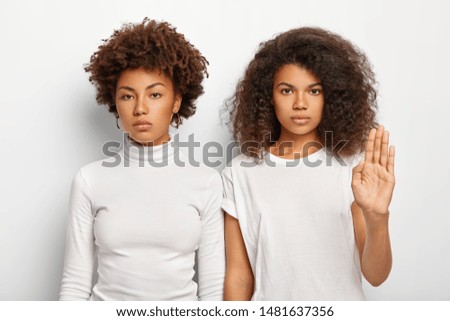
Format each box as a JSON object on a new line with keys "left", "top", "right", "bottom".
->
{"left": 224, "top": 267, "right": 254, "bottom": 301}
{"left": 60, "top": 170, "right": 95, "bottom": 300}
{"left": 360, "top": 212, "right": 392, "bottom": 286}
{"left": 59, "top": 237, "right": 95, "bottom": 300}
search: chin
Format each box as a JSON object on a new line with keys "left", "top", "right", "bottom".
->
{"left": 286, "top": 126, "right": 316, "bottom": 136}
{"left": 130, "top": 132, "right": 168, "bottom": 145}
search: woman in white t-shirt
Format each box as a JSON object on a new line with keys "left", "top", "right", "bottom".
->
{"left": 59, "top": 18, "right": 224, "bottom": 300}
{"left": 222, "top": 27, "right": 395, "bottom": 300}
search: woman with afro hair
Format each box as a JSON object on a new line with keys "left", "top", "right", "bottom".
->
{"left": 60, "top": 18, "right": 224, "bottom": 300}
{"left": 222, "top": 27, "right": 395, "bottom": 300}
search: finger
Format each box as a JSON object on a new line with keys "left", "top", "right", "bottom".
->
{"left": 364, "top": 128, "right": 376, "bottom": 163}
{"left": 352, "top": 160, "right": 365, "bottom": 183}
{"left": 373, "top": 126, "right": 384, "bottom": 164}
{"left": 380, "top": 130, "right": 389, "bottom": 167}
{"left": 387, "top": 145, "right": 395, "bottom": 175}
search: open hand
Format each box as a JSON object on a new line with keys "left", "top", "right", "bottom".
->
{"left": 352, "top": 126, "right": 395, "bottom": 217}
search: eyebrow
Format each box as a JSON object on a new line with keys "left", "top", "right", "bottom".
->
{"left": 276, "top": 82, "right": 322, "bottom": 89}
{"left": 117, "top": 82, "right": 166, "bottom": 92}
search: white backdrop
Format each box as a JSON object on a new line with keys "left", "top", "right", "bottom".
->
{"left": 0, "top": 0, "right": 449, "bottom": 300}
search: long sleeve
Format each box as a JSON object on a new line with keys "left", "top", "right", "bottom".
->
{"left": 197, "top": 172, "right": 225, "bottom": 301}
{"left": 59, "top": 169, "right": 95, "bottom": 300}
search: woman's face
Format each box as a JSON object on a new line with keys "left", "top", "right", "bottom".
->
{"left": 272, "top": 64, "right": 324, "bottom": 141}
{"left": 115, "top": 67, "right": 181, "bottom": 146}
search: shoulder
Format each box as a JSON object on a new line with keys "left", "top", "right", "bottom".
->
{"left": 324, "top": 151, "right": 363, "bottom": 195}
{"left": 69, "top": 159, "right": 109, "bottom": 200}
{"left": 183, "top": 165, "right": 223, "bottom": 215}
{"left": 77, "top": 156, "right": 117, "bottom": 177}
{"left": 71, "top": 155, "right": 121, "bottom": 192}
{"left": 179, "top": 161, "right": 223, "bottom": 191}
{"left": 324, "top": 150, "right": 363, "bottom": 169}
{"left": 222, "top": 153, "right": 260, "bottom": 176}
{"left": 345, "top": 152, "right": 364, "bottom": 167}
{"left": 199, "top": 165, "right": 223, "bottom": 187}
{"left": 185, "top": 160, "right": 221, "bottom": 178}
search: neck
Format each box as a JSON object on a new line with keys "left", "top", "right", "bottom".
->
{"left": 122, "top": 133, "right": 176, "bottom": 165}
{"left": 271, "top": 130, "right": 322, "bottom": 159}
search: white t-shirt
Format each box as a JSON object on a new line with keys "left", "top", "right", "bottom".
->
{"left": 60, "top": 134, "right": 225, "bottom": 300}
{"left": 221, "top": 148, "right": 365, "bottom": 300}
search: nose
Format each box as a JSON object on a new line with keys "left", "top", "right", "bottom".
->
{"left": 293, "top": 92, "right": 308, "bottom": 110}
{"left": 133, "top": 97, "right": 148, "bottom": 116}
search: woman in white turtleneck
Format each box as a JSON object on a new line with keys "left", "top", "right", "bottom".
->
{"left": 59, "top": 19, "right": 225, "bottom": 301}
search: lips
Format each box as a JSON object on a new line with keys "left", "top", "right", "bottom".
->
{"left": 291, "top": 116, "right": 311, "bottom": 125}
{"left": 133, "top": 119, "right": 152, "bottom": 130}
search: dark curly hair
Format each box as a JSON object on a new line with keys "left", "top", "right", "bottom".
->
{"left": 85, "top": 18, "right": 208, "bottom": 127}
{"left": 227, "top": 27, "right": 378, "bottom": 158}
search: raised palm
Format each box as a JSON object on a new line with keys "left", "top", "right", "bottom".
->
{"left": 352, "top": 126, "right": 395, "bottom": 216}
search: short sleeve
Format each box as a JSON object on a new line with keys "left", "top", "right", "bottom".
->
{"left": 59, "top": 169, "right": 95, "bottom": 300}
{"left": 221, "top": 165, "right": 238, "bottom": 218}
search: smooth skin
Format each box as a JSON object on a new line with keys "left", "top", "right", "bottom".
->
{"left": 224, "top": 64, "right": 394, "bottom": 300}
{"left": 115, "top": 67, "right": 182, "bottom": 146}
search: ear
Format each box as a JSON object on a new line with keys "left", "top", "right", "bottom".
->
{"left": 173, "top": 94, "right": 182, "bottom": 113}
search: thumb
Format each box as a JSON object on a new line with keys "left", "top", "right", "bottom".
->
{"left": 352, "top": 160, "right": 365, "bottom": 183}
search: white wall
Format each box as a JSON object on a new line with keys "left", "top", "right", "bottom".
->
{"left": 0, "top": 0, "right": 449, "bottom": 300}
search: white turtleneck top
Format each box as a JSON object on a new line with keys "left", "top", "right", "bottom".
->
{"left": 60, "top": 135, "right": 225, "bottom": 301}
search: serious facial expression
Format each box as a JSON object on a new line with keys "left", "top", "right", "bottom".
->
{"left": 272, "top": 64, "right": 324, "bottom": 140}
{"left": 115, "top": 67, "right": 181, "bottom": 146}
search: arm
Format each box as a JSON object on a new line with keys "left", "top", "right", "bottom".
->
{"left": 351, "top": 126, "right": 395, "bottom": 286}
{"left": 351, "top": 202, "right": 392, "bottom": 286}
{"left": 224, "top": 213, "right": 254, "bottom": 300}
{"left": 59, "top": 170, "right": 95, "bottom": 300}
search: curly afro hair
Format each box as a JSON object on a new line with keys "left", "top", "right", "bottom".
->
{"left": 227, "top": 27, "right": 378, "bottom": 158}
{"left": 85, "top": 18, "right": 208, "bottom": 127}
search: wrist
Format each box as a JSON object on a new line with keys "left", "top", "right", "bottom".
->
{"left": 363, "top": 210, "right": 390, "bottom": 228}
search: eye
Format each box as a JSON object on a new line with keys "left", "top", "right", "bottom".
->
{"left": 121, "top": 94, "right": 134, "bottom": 100}
{"left": 310, "top": 88, "right": 322, "bottom": 95}
{"left": 150, "top": 93, "right": 162, "bottom": 99}
{"left": 281, "top": 88, "right": 293, "bottom": 95}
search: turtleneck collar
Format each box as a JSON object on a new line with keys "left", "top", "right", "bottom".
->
{"left": 121, "top": 133, "right": 177, "bottom": 166}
